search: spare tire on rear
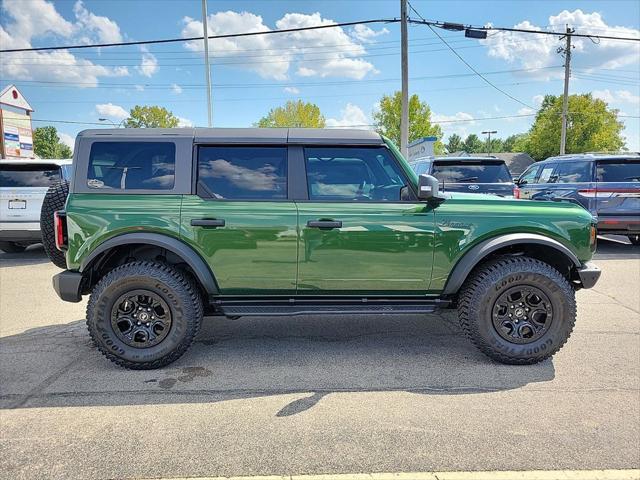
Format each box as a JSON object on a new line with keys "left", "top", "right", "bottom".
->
{"left": 40, "top": 180, "right": 69, "bottom": 269}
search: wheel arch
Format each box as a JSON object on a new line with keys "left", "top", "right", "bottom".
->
{"left": 80, "top": 232, "right": 219, "bottom": 296}
{"left": 442, "top": 233, "right": 582, "bottom": 296}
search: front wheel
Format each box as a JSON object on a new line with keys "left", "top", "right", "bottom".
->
{"left": 458, "top": 256, "right": 576, "bottom": 365}
{"left": 86, "top": 261, "right": 203, "bottom": 369}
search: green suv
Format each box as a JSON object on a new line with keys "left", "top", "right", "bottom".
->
{"left": 49, "top": 128, "right": 600, "bottom": 369}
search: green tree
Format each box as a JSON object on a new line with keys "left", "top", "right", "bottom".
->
{"left": 503, "top": 133, "right": 528, "bottom": 152}
{"left": 522, "top": 94, "right": 625, "bottom": 160}
{"left": 124, "top": 105, "right": 180, "bottom": 128}
{"left": 463, "top": 134, "right": 484, "bottom": 153}
{"left": 256, "top": 100, "right": 326, "bottom": 128}
{"left": 373, "top": 91, "right": 444, "bottom": 154}
{"left": 445, "top": 133, "right": 464, "bottom": 153}
{"left": 33, "top": 126, "right": 72, "bottom": 158}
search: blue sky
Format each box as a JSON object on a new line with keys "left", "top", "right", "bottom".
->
{"left": 1, "top": 0, "right": 639, "bottom": 151}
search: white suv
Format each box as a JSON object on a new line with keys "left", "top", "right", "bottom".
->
{"left": 0, "top": 159, "right": 72, "bottom": 253}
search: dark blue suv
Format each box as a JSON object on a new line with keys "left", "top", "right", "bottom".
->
{"left": 516, "top": 153, "right": 640, "bottom": 245}
{"left": 409, "top": 156, "right": 515, "bottom": 197}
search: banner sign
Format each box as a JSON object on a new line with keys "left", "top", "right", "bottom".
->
{"left": 1, "top": 109, "right": 33, "bottom": 158}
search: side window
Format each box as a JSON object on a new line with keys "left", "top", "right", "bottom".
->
{"left": 304, "top": 147, "right": 411, "bottom": 201}
{"left": 88, "top": 142, "right": 175, "bottom": 190}
{"left": 518, "top": 165, "right": 540, "bottom": 184}
{"left": 197, "top": 146, "right": 287, "bottom": 200}
{"left": 597, "top": 161, "right": 640, "bottom": 182}
{"left": 412, "top": 161, "right": 430, "bottom": 176}
{"left": 555, "top": 161, "right": 592, "bottom": 183}
{"left": 538, "top": 164, "right": 557, "bottom": 184}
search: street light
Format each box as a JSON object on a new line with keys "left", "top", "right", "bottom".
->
{"left": 482, "top": 130, "right": 497, "bottom": 155}
{"left": 98, "top": 118, "right": 125, "bottom": 128}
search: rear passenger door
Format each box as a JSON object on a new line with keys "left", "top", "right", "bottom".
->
{"left": 294, "top": 146, "right": 435, "bottom": 295}
{"left": 180, "top": 145, "right": 298, "bottom": 295}
{"left": 547, "top": 161, "right": 594, "bottom": 209}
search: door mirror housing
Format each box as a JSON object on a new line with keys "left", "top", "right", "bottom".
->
{"left": 417, "top": 174, "right": 444, "bottom": 201}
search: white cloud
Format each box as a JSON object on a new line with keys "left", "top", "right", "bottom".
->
{"left": 137, "top": 46, "right": 158, "bottom": 77}
{"left": 351, "top": 24, "right": 389, "bottom": 43}
{"left": 532, "top": 94, "right": 545, "bottom": 106}
{"left": 326, "top": 103, "right": 371, "bottom": 129}
{"left": 432, "top": 111, "right": 476, "bottom": 140}
{"left": 0, "top": 0, "right": 128, "bottom": 87}
{"left": 134, "top": 84, "right": 145, "bottom": 91}
{"left": 177, "top": 116, "right": 194, "bottom": 128}
{"left": 517, "top": 107, "right": 536, "bottom": 115}
{"left": 171, "top": 83, "right": 183, "bottom": 94}
{"left": 58, "top": 132, "right": 75, "bottom": 151}
{"left": 73, "top": 0, "right": 122, "bottom": 43}
{"left": 593, "top": 89, "right": 640, "bottom": 107}
{"left": 284, "top": 86, "right": 300, "bottom": 94}
{"left": 96, "top": 103, "right": 129, "bottom": 120}
{"left": 483, "top": 10, "right": 640, "bottom": 79}
{"left": 181, "top": 12, "right": 379, "bottom": 80}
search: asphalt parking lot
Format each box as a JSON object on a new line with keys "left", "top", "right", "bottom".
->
{"left": 0, "top": 237, "right": 638, "bottom": 480}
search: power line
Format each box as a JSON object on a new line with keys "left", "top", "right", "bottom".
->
{"left": 0, "top": 19, "right": 399, "bottom": 53}
{"left": 408, "top": 19, "right": 640, "bottom": 42}
{"left": 407, "top": 2, "right": 533, "bottom": 109}
{"left": 0, "top": 66, "right": 562, "bottom": 89}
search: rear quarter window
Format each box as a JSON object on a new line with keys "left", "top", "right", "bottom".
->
{"left": 597, "top": 160, "right": 640, "bottom": 182}
{"left": 0, "top": 164, "right": 61, "bottom": 187}
{"left": 87, "top": 142, "right": 176, "bottom": 190}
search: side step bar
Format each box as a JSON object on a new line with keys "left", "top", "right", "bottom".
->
{"left": 214, "top": 298, "right": 447, "bottom": 317}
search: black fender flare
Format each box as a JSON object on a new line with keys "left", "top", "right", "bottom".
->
{"left": 80, "top": 232, "right": 219, "bottom": 295}
{"left": 442, "top": 233, "right": 581, "bottom": 295}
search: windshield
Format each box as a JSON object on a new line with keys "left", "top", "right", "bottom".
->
{"left": 0, "top": 164, "right": 62, "bottom": 187}
{"left": 431, "top": 161, "right": 512, "bottom": 183}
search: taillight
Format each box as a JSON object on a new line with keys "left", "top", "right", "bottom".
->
{"left": 513, "top": 186, "right": 520, "bottom": 199}
{"left": 54, "top": 211, "right": 67, "bottom": 251}
{"left": 590, "top": 225, "right": 597, "bottom": 251}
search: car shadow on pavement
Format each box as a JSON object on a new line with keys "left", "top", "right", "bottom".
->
{"left": 0, "top": 244, "right": 50, "bottom": 266}
{"left": 595, "top": 236, "right": 640, "bottom": 260}
{"left": 0, "top": 311, "right": 556, "bottom": 415}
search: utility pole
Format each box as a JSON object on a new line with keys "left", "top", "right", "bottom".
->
{"left": 559, "top": 26, "right": 573, "bottom": 155}
{"left": 202, "top": 0, "right": 213, "bottom": 127}
{"left": 482, "top": 130, "right": 497, "bottom": 155}
{"left": 400, "top": 0, "right": 409, "bottom": 158}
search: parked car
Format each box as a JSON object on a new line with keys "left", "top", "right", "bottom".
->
{"left": 516, "top": 153, "right": 640, "bottom": 245}
{"left": 48, "top": 128, "right": 599, "bottom": 369}
{"left": 409, "top": 156, "right": 515, "bottom": 197}
{"left": 0, "top": 159, "right": 72, "bottom": 252}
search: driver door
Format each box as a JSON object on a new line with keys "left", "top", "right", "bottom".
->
{"left": 295, "top": 146, "right": 435, "bottom": 295}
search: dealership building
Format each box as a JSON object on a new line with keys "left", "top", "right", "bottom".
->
{"left": 0, "top": 84, "right": 34, "bottom": 159}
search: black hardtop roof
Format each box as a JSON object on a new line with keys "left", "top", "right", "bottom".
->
{"left": 542, "top": 152, "right": 640, "bottom": 163}
{"left": 77, "top": 127, "right": 384, "bottom": 145}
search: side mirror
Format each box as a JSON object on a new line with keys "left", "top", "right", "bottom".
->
{"left": 418, "top": 174, "right": 444, "bottom": 201}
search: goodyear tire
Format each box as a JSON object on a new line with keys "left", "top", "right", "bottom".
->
{"left": 458, "top": 256, "right": 576, "bottom": 365}
{"left": 86, "top": 261, "right": 203, "bottom": 370}
{"left": 40, "top": 180, "right": 69, "bottom": 269}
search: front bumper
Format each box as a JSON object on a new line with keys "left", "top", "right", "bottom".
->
{"left": 577, "top": 262, "right": 601, "bottom": 289}
{"left": 52, "top": 270, "right": 83, "bottom": 303}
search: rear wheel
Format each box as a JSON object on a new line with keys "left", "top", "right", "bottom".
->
{"left": 628, "top": 235, "right": 640, "bottom": 246}
{"left": 86, "top": 261, "right": 203, "bottom": 369}
{"left": 0, "top": 241, "right": 27, "bottom": 253}
{"left": 458, "top": 256, "right": 576, "bottom": 365}
{"left": 40, "top": 180, "right": 69, "bottom": 268}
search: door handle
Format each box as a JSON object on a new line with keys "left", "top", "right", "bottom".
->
{"left": 191, "top": 218, "right": 225, "bottom": 228}
{"left": 307, "top": 220, "right": 342, "bottom": 229}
